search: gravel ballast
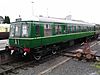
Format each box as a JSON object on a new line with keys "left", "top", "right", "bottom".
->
{"left": 8, "top": 40, "right": 100, "bottom": 75}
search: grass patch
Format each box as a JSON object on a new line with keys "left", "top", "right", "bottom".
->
{"left": 90, "top": 61, "right": 100, "bottom": 74}
{"left": 94, "top": 62, "right": 100, "bottom": 69}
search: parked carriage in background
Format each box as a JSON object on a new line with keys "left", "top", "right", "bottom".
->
{"left": 5, "top": 17, "right": 100, "bottom": 60}
{"left": 0, "top": 24, "right": 10, "bottom": 39}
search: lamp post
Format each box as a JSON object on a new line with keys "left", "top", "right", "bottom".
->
{"left": 47, "top": 8, "right": 48, "bottom": 17}
{"left": 31, "top": 1, "right": 34, "bottom": 16}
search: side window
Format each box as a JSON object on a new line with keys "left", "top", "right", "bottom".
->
{"left": 84, "top": 26, "right": 87, "bottom": 31}
{"left": 78, "top": 26, "right": 81, "bottom": 32}
{"left": 90, "top": 27, "right": 91, "bottom": 31}
{"left": 63, "top": 25, "right": 66, "bottom": 33}
{"left": 87, "top": 26, "right": 89, "bottom": 31}
{"left": 82, "top": 26, "right": 84, "bottom": 31}
{"left": 81, "top": 26, "right": 83, "bottom": 32}
{"left": 80, "top": 26, "right": 81, "bottom": 32}
{"left": 55, "top": 25, "right": 61, "bottom": 34}
{"left": 76, "top": 25, "right": 78, "bottom": 32}
{"left": 67, "top": 25, "right": 70, "bottom": 33}
{"left": 46, "top": 24, "right": 49, "bottom": 29}
{"left": 72, "top": 25, "right": 74, "bottom": 33}
{"left": 70, "top": 25, "right": 72, "bottom": 32}
{"left": 22, "top": 25, "right": 29, "bottom": 37}
{"left": 74, "top": 26, "right": 76, "bottom": 32}
{"left": 44, "top": 24, "right": 52, "bottom": 36}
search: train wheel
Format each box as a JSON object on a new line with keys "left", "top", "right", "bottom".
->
{"left": 52, "top": 50, "right": 57, "bottom": 54}
{"left": 34, "top": 55, "right": 41, "bottom": 60}
{"left": 52, "top": 45, "right": 58, "bottom": 54}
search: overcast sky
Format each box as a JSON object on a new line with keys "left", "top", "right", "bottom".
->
{"left": 0, "top": 0, "right": 100, "bottom": 23}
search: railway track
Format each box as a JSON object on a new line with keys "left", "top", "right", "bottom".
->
{"left": 0, "top": 47, "right": 72, "bottom": 75}
{"left": 0, "top": 53, "right": 63, "bottom": 75}
{"left": 0, "top": 59, "right": 36, "bottom": 74}
{"left": 0, "top": 51, "right": 14, "bottom": 65}
{"left": 0, "top": 39, "right": 99, "bottom": 75}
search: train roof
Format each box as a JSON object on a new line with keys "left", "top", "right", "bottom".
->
{"left": 21, "top": 16, "right": 95, "bottom": 26}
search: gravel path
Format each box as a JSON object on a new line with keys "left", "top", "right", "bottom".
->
{"left": 43, "top": 59, "right": 100, "bottom": 75}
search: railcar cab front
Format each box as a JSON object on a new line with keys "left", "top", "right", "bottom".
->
{"left": 5, "top": 21, "right": 32, "bottom": 56}
{"left": 10, "top": 22, "right": 31, "bottom": 38}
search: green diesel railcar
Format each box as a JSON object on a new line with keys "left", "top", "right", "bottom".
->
{"left": 5, "top": 17, "right": 99, "bottom": 60}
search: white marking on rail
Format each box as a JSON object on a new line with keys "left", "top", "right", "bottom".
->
{"left": 90, "top": 43, "right": 97, "bottom": 47}
{"left": 90, "top": 41, "right": 100, "bottom": 48}
{"left": 97, "top": 41, "right": 100, "bottom": 45}
{"left": 37, "top": 58, "right": 70, "bottom": 75}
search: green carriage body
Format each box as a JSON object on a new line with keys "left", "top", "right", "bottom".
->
{"left": 9, "top": 17, "right": 95, "bottom": 49}
{"left": 9, "top": 32, "right": 95, "bottom": 48}
{"left": 7, "top": 17, "right": 98, "bottom": 60}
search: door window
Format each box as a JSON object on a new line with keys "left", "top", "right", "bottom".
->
{"left": 35, "top": 24, "right": 40, "bottom": 36}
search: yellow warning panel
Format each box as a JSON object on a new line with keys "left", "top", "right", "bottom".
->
{"left": 0, "top": 24, "right": 10, "bottom": 32}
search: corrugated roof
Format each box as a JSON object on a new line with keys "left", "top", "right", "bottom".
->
{"left": 22, "top": 16, "right": 95, "bottom": 26}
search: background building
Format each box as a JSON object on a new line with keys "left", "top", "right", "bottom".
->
{"left": 0, "top": 16, "right": 4, "bottom": 24}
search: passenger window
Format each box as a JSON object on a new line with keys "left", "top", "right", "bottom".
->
{"left": 22, "top": 25, "right": 29, "bottom": 37}
{"left": 63, "top": 25, "right": 66, "bottom": 33}
{"left": 55, "top": 25, "right": 61, "bottom": 34}
{"left": 87, "top": 27, "right": 88, "bottom": 31}
{"left": 46, "top": 24, "right": 48, "bottom": 29}
{"left": 67, "top": 26, "right": 70, "bottom": 33}
{"left": 15, "top": 25, "right": 21, "bottom": 37}
{"left": 72, "top": 25, "right": 74, "bottom": 33}
{"left": 76, "top": 26, "right": 78, "bottom": 32}
{"left": 78, "top": 26, "right": 81, "bottom": 32}
{"left": 22, "top": 22, "right": 30, "bottom": 37}
{"left": 74, "top": 26, "right": 76, "bottom": 32}
{"left": 44, "top": 24, "right": 52, "bottom": 36}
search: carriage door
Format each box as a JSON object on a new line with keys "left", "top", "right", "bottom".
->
{"left": 35, "top": 24, "right": 40, "bottom": 37}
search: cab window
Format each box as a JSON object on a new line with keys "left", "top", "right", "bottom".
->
{"left": 10, "top": 22, "right": 30, "bottom": 38}
{"left": 10, "top": 24, "right": 15, "bottom": 37}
